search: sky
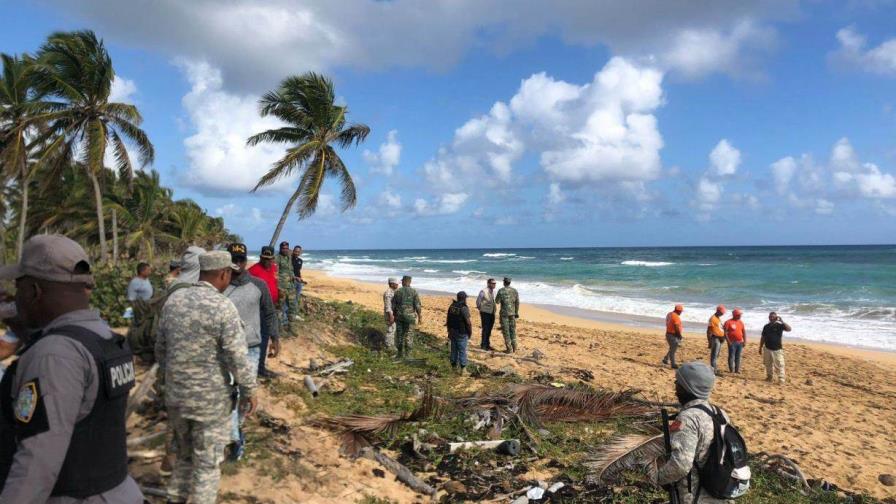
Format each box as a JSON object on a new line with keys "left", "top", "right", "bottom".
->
{"left": 3, "top": 1, "right": 896, "bottom": 250}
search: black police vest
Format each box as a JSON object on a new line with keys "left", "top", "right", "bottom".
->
{"left": 0, "top": 325, "right": 135, "bottom": 497}
{"left": 447, "top": 303, "right": 468, "bottom": 333}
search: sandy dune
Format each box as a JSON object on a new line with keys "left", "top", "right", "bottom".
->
{"left": 300, "top": 269, "right": 896, "bottom": 500}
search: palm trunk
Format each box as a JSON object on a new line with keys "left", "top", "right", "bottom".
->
{"left": 0, "top": 220, "right": 7, "bottom": 263}
{"left": 111, "top": 208, "right": 118, "bottom": 265}
{"left": 269, "top": 189, "right": 302, "bottom": 248}
{"left": 16, "top": 182, "right": 28, "bottom": 261}
{"left": 88, "top": 172, "right": 108, "bottom": 263}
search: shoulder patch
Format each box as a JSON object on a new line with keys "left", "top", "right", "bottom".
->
{"left": 669, "top": 420, "right": 682, "bottom": 433}
{"left": 14, "top": 380, "right": 39, "bottom": 423}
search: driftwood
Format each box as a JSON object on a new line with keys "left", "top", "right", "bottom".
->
{"left": 126, "top": 363, "right": 158, "bottom": 420}
{"left": 756, "top": 452, "right": 810, "bottom": 492}
{"left": 304, "top": 375, "right": 320, "bottom": 397}
{"left": 315, "top": 359, "right": 354, "bottom": 377}
{"left": 140, "top": 486, "right": 167, "bottom": 497}
{"left": 448, "top": 439, "right": 520, "bottom": 455}
{"left": 127, "top": 430, "right": 166, "bottom": 448}
{"left": 360, "top": 447, "right": 436, "bottom": 496}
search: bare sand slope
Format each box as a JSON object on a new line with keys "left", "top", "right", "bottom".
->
{"left": 301, "top": 270, "right": 896, "bottom": 499}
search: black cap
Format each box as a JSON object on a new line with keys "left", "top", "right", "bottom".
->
{"left": 503, "top": 277, "right": 512, "bottom": 282}
{"left": 260, "top": 246, "right": 275, "bottom": 259}
{"left": 457, "top": 291, "right": 467, "bottom": 300}
{"left": 279, "top": 241, "right": 290, "bottom": 248}
{"left": 227, "top": 243, "right": 248, "bottom": 262}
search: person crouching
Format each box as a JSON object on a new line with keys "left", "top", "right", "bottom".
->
{"left": 446, "top": 291, "right": 473, "bottom": 375}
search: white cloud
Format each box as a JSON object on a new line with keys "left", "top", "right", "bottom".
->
{"left": 177, "top": 60, "right": 291, "bottom": 194}
{"left": 379, "top": 191, "right": 402, "bottom": 209}
{"left": 547, "top": 183, "right": 565, "bottom": 205}
{"left": 662, "top": 20, "right": 776, "bottom": 79}
{"left": 709, "top": 139, "right": 741, "bottom": 176}
{"left": 109, "top": 76, "right": 137, "bottom": 103}
{"left": 49, "top": 1, "right": 795, "bottom": 90}
{"left": 363, "top": 130, "right": 402, "bottom": 175}
{"left": 421, "top": 57, "right": 665, "bottom": 211}
{"left": 413, "top": 192, "right": 470, "bottom": 216}
{"left": 695, "top": 177, "right": 722, "bottom": 215}
{"left": 770, "top": 156, "right": 797, "bottom": 194}
{"left": 832, "top": 26, "right": 896, "bottom": 76}
{"left": 315, "top": 194, "right": 338, "bottom": 216}
{"left": 815, "top": 199, "right": 834, "bottom": 215}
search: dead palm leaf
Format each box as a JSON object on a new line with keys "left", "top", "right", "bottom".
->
{"left": 506, "top": 384, "right": 655, "bottom": 426}
{"left": 584, "top": 434, "right": 666, "bottom": 484}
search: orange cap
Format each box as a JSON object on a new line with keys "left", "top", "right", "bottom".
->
{"left": 716, "top": 305, "right": 726, "bottom": 314}
{"left": 733, "top": 308, "right": 743, "bottom": 318}
{"left": 674, "top": 304, "right": 684, "bottom": 312}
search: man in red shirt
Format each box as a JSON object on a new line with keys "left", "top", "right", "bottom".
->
{"left": 724, "top": 308, "right": 746, "bottom": 374}
{"left": 662, "top": 304, "right": 684, "bottom": 369}
{"left": 248, "top": 246, "right": 279, "bottom": 377}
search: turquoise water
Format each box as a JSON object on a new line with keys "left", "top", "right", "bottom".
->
{"left": 288, "top": 246, "right": 896, "bottom": 350}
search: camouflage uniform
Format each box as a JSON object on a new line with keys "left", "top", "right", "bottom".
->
{"left": 657, "top": 399, "right": 731, "bottom": 504}
{"left": 383, "top": 287, "right": 396, "bottom": 349}
{"left": 391, "top": 286, "right": 421, "bottom": 358}
{"left": 156, "top": 281, "right": 257, "bottom": 504}
{"left": 276, "top": 253, "right": 298, "bottom": 328}
{"left": 496, "top": 286, "right": 520, "bottom": 352}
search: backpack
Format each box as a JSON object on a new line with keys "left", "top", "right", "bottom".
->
{"left": 688, "top": 404, "right": 751, "bottom": 501}
{"left": 126, "top": 283, "right": 191, "bottom": 362}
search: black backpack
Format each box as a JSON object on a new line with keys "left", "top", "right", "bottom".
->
{"left": 688, "top": 404, "right": 751, "bottom": 500}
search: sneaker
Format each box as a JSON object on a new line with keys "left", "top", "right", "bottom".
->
{"left": 459, "top": 367, "right": 466, "bottom": 376}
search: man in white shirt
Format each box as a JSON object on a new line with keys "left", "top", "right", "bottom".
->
{"left": 476, "top": 278, "right": 497, "bottom": 350}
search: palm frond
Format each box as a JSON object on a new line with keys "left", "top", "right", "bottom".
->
{"left": 325, "top": 148, "right": 357, "bottom": 211}
{"left": 335, "top": 123, "right": 370, "bottom": 148}
{"left": 583, "top": 434, "right": 665, "bottom": 484}
{"left": 506, "top": 384, "right": 654, "bottom": 426}
{"left": 295, "top": 152, "right": 326, "bottom": 217}
{"left": 107, "top": 116, "right": 154, "bottom": 167}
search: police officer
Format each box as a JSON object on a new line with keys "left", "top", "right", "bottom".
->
{"left": 0, "top": 235, "right": 143, "bottom": 503}
{"left": 390, "top": 275, "right": 421, "bottom": 359}
{"left": 495, "top": 277, "right": 520, "bottom": 353}
{"left": 156, "top": 251, "right": 258, "bottom": 504}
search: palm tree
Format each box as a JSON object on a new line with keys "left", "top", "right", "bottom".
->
{"left": 247, "top": 72, "right": 369, "bottom": 247}
{"left": 31, "top": 30, "right": 154, "bottom": 262}
{"left": 117, "top": 170, "right": 175, "bottom": 261}
{"left": 0, "top": 53, "right": 42, "bottom": 260}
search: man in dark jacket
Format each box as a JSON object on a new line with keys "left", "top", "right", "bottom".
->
{"left": 224, "top": 243, "right": 279, "bottom": 459}
{"left": 446, "top": 291, "right": 472, "bottom": 375}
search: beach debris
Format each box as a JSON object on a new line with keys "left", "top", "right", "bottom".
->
{"left": 303, "top": 375, "right": 320, "bottom": 397}
{"left": 879, "top": 474, "right": 895, "bottom": 487}
{"left": 746, "top": 393, "right": 784, "bottom": 405}
{"left": 359, "top": 447, "right": 436, "bottom": 496}
{"left": 312, "top": 387, "right": 436, "bottom": 457}
{"left": 442, "top": 480, "right": 467, "bottom": 494}
{"left": 584, "top": 434, "right": 665, "bottom": 484}
{"left": 526, "top": 486, "right": 546, "bottom": 499}
{"left": 448, "top": 439, "right": 520, "bottom": 455}
{"left": 562, "top": 366, "right": 595, "bottom": 382}
{"left": 126, "top": 429, "right": 167, "bottom": 448}
{"left": 314, "top": 358, "right": 354, "bottom": 377}
{"left": 126, "top": 363, "right": 158, "bottom": 420}
{"left": 530, "top": 349, "right": 546, "bottom": 362}
{"left": 372, "top": 468, "right": 385, "bottom": 478}
{"left": 755, "top": 452, "right": 810, "bottom": 492}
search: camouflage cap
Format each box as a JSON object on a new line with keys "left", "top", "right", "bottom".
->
{"left": 388, "top": 277, "right": 398, "bottom": 284}
{"left": 199, "top": 251, "right": 240, "bottom": 271}
{"left": 0, "top": 235, "right": 93, "bottom": 284}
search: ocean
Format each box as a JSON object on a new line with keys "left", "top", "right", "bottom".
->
{"left": 288, "top": 246, "right": 896, "bottom": 351}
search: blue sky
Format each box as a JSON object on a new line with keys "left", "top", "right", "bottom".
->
{"left": 3, "top": 1, "right": 896, "bottom": 249}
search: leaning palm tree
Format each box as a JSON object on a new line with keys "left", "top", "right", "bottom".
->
{"left": 0, "top": 52, "right": 42, "bottom": 260}
{"left": 247, "top": 72, "right": 369, "bottom": 247}
{"left": 31, "top": 30, "right": 154, "bottom": 262}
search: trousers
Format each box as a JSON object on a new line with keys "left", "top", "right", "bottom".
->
{"left": 167, "top": 409, "right": 231, "bottom": 504}
{"left": 450, "top": 334, "right": 469, "bottom": 367}
{"left": 728, "top": 341, "right": 744, "bottom": 373}
{"left": 709, "top": 336, "right": 725, "bottom": 371}
{"left": 480, "top": 312, "right": 495, "bottom": 349}
{"left": 663, "top": 333, "right": 681, "bottom": 366}
{"left": 395, "top": 315, "right": 416, "bottom": 358}
{"left": 500, "top": 313, "right": 517, "bottom": 352}
{"left": 384, "top": 312, "right": 396, "bottom": 349}
{"left": 231, "top": 346, "right": 261, "bottom": 442}
{"left": 763, "top": 348, "right": 785, "bottom": 383}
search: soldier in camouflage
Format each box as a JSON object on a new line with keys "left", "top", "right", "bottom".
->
{"left": 156, "top": 251, "right": 258, "bottom": 504}
{"left": 657, "top": 361, "right": 732, "bottom": 504}
{"left": 390, "top": 276, "right": 421, "bottom": 359}
{"left": 276, "top": 241, "right": 299, "bottom": 331}
{"left": 495, "top": 277, "right": 520, "bottom": 353}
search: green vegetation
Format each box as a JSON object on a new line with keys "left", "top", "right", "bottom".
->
{"left": 1, "top": 30, "right": 240, "bottom": 265}
{"left": 247, "top": 72, "right": 370, "bottom": 247}
{"left": 274, "top": 297, "right": 880, "bottom": 503}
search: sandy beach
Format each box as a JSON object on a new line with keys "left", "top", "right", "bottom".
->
{"left": 300, "top": 269, "right": 896, "bottom": 499}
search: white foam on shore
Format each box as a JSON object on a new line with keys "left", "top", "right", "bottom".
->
{"left": 483, "top": 253, "right": 516, "bottom": 257}
{"left": 308, "top": 258, "right": 896, "bottom": 351}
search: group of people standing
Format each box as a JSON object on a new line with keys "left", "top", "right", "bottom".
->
{"left": 381, "top": 276, "right": 520, "bottom": 373}
{"left": 664, "top": 304, "right": 792, "bottom": 384}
